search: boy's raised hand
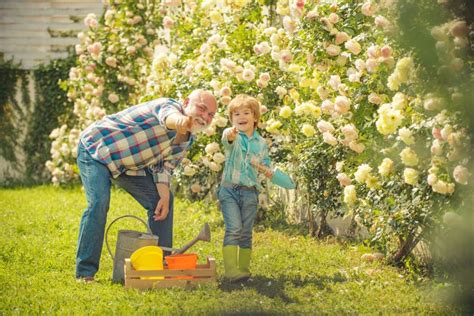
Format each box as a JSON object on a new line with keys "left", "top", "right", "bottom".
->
{"left": 224, "top": 126, "right": 238, "bottom": 142}
{"left": 250, "top": 157, "right": 274, "bottom": 178}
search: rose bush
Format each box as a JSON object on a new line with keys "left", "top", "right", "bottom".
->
{"left": 47, "top": 0, "right": 471, "bottom": 265}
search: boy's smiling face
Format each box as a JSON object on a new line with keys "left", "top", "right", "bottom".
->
{"left": 231, "top": 106, "right": 256, "bottom": 136}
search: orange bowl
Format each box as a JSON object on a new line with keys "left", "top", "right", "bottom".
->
{"left": 165, "top": 253, "right": 198, "bottom": 270}
{"left": 165, "top": 254, "right": 198, "bottom": 279}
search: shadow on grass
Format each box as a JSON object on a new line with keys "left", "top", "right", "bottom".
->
{"left": 219, "top": 273, "right": 348, "bottom": 303}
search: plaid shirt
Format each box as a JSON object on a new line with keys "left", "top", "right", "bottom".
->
{"left": 221, "top": 130, "right": 271, "bottom": 189}
{"left": 80, "top": 98, "right": 194, "bottom": 186}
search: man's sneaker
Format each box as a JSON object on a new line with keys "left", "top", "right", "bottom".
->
{"left": 76, "top": 276, "right": 94, "bottom": 283}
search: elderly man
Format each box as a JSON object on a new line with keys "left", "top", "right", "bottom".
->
{"left": 75, "top": 90, "right": 217, "bottom": 282}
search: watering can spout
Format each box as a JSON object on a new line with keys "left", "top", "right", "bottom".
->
{"left": 175, "top": 223, "right": 211, "bottom": 254}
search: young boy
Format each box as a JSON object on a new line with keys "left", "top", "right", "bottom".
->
{"left": 217, "top": 94, "right": 276, "bottom": 282}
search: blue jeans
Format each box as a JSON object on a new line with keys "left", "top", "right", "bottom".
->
{"left": 217, "top": 184, "right": 258, "bottom": 249}
{"left": 75, "top": 142, "right": 174, "bottom": 278}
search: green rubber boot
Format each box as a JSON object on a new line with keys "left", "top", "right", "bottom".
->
{"left": 223, "top": 245, "right": 249, "bottom": 282}
{"left": 239, "top": 247, "right": 252, "bottom": 277}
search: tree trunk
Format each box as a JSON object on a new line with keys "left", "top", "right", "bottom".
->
{"left": 346, "top": 216, "right": 358, "bottom": 239}
{"left": 315, "top": 210, "right": 333, "bottom": 238}
{"left": 307, "top": 203, "right": 316, "bottom": 237}
{"left": 390, "top": 231, "right": 423, "bottom": 265}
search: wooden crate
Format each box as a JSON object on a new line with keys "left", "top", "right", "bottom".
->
{"left": 124, "top": 257, "right": 216, "bottom": 290}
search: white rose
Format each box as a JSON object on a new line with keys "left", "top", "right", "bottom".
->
{"left": 427, "top": 173, "right": 438, "bottom": 186}
{"left": 368, "top": 93, "right": 383, "bottom": 105}
{"left": 205, "top": 142, "right": 220, "bottom": 155}
{"left": 344, "top": 185, "right": 357, "bottom": 206}
{"left": 242, "top": 69, "right": 255, "bottom": 82}
{"left": 328, "top": 75, "right": 341, "bottom": 90}
{"left": 213, "top": 152, "right": 226, "bottom": 164}
{"left": 354, "top": 164, "right": 372, "bottom": 183}
{"left": 400, "top": 147, "right": 419, "bottom": 166}
{"left": 208, "top": 161, "right": 222, "bottom": 172}
{"left": 430, "top": 139, "right": 443, "bottom": 156}
{"left": 378, "top": 158, "right": 393, "bottom": 177}
{"left": 183, "top": 166, "right": 196, "bottom": 177}
{"left": 398, "top": 127, "right": 415, "bottom": 145}
{"left": 275, "top": 86, "right": 287, "bottom": 98}
{"left": 453, "top": 165, "right": 468, "bottom": 185}
{"left": 443, "top": 211, "right": 461, "bottom": 227}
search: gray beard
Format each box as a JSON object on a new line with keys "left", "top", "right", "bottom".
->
{"left": 190, "top": 121, "right": 206, "bottom": 134}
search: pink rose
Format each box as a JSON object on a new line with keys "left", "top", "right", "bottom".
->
{"left": 349, "top": 141, "right": 365, "bottom": 153}
{"left": 321, "top": 100, "right": 334, "bottom": 113}
{"left": 326, "top": 44, "right": 341, "bottom": 56}
{"left": 337, "top": 173, "right": 352, "bottom": 186}
{"left": 380, "top": 45, "right": 392, "bottom": 58}
{"left": 450, "top": 20, "right": 469, "bottom": 38}
{"left": 334, "top": 96, "right": 351, "bottom": 114}
{"left": 328, "top": 13, "right": 339, "bottom": 24}
{"left": 345, "top": 40, "right": 361, "bottom": 55}
{"left": 374, "top": 15, "right": 391, "bottom": 29}
{"left": 335, "top": 32, "right": 350, "bottom": 45}
{"left": 323, "top": 132, "right": 338, "bottom": 146}
{"left": 163, "top": 16, "right": 174, "bottom": 29}
{"left": 87, "top": 42, "right": 102, "bottom": 57}
{"left": 105, "top": 57, "right": 117, "bottom": 68}
{"left": 367, "top": 45, "right": 379, "bottom": 58}
{"left": 295, "top": 0, "right": 305, "bottom": 9}
{"left": 108, "top": 93, "right": 119, "bottom": 103}
{"left": 361, "top": 2, "right": 376, "bottom": 16}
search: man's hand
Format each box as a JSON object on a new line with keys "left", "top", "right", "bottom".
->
{"left": 174, "top": 115, "right": 193, "bottom": 135}
{"left": 223, "top": 127, "right": 238, "bottom": 142}
{"left": 154, "top": 183, "right": 170, "bottom": 221}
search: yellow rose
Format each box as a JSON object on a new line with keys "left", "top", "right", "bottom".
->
{"left": 301, "top": 124, "right": 316, "bottom": 137}
{"left": 279, "top": 106, "right": 292, "bottom": 119}
{"left": 403, "top": 168, "right": 419, "bottom": 185}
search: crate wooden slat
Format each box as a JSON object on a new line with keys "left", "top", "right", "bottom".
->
{"left": 124, "top": 257, "right": 217, "bottom": 290}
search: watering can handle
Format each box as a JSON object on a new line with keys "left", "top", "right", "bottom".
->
{"left": 105, "top": 214, "right": 153, "bottom": 260}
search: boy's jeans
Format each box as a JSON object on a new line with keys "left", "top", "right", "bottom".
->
{"left": 217, "top": 184, "right": 258, "bottom": 249}
{"left": 75, "top": 142, "right": 174, "bottom": 278}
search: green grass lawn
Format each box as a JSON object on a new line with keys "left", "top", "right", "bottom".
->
{"left": 0, "top": 186, "right": 457, "bottom": 314}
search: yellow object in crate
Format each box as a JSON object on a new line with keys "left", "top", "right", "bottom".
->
{"left": 130, "top": 246, "right": 164, "bottom": 280}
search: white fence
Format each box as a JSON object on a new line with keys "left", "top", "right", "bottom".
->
{"left": 0, "top": 0, "right": 103, "bottom": 183}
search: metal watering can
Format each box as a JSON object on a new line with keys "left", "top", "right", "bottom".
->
{"left": 105, "top": 215, "right": 158, "bottom": 283}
